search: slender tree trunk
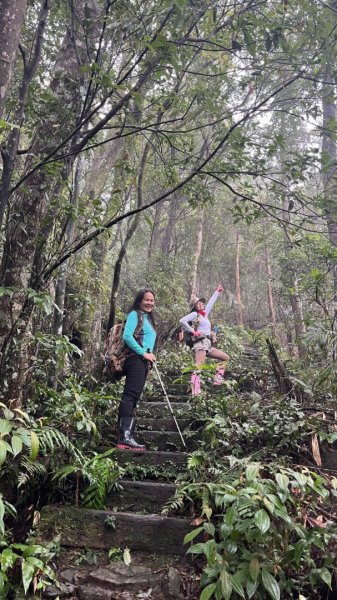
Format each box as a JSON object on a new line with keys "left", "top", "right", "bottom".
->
{"left": 80, "top": 236, "right": 108, "bottom": 375}
{"left": 265, "top": 245, "right": 276, "bottom": 331}
{"left": 0, "top": 0, "right": 27, "bottom": 118}
{"left": 160, "top": 147, "right": 179, "bottom": 257}
{"left": 322, "top": 76, "right": 337, "bottom": 297}
{"left": 107, "top": 142, "right": 151, "bottom": 332}
{"left": 0, "top": 0, "right": 49, "bottom": 228}
{"left": 235, "top": 232, "right": 244, "bottom": 326}
{"left": 280, "top": 196, "right": 306, "bottom": 358}
{"left": 78, "top": 139, "right": 125, "bottom": 372}
{"left": 188, "top": 207, "right": 204, "bottom": 302}
{"left": 53, "top": 158, "right": 82, "bottom": 336}
{"left": 161, "top": 198, "right": 178, "bottom": 256}
{"left": 289, "top": 276, "right": 306, "bottom": 358}
{"left": 147, "top": 201, "right": 163, "bottom": 274}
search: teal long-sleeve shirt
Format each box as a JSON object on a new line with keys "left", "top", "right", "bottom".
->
{"left": 122, "top": 310, "right": 156, "bottom": 356}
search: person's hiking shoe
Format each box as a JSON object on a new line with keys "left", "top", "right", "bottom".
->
{"left": 213, "top": 367, "right": 225, "bottom": 385}
{"left": 191, "top": 372, "right": 201, "bottom": 396}
{"left": 117, "top": 417, "right": 146, "bottom": 450}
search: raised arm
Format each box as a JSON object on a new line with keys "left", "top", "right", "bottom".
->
{"left": 205, "top": 291, "right": 220, "bottom": 316}
{"left": 205, "top": 286, "right": 223, "bottom": 316}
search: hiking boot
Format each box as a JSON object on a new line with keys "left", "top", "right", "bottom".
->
{"left": 117, "top": 417, "right": 146, "bottom": 450}
{"left": 213, "top": 367, "right": 225, "bottom": 385}
{"left": 191, "top": 372, "right": 201, "bottom": 396}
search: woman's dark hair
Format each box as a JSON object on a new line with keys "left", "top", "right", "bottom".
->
{"left": 128, "top": 288, "right": 156, "bottom": 330}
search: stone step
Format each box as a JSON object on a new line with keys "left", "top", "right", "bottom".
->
{"left": 42, "top": 551, "right": 199, "bottom": 600}
{"left": 137, "top": 417, "right": 191, "bottom": 431}
{"left": 148, "top": 383, "right": 189, "bottom": 394}
{"left": 39, "top": 506, "right": 193, "bottom": 555}
{"left": 144, "top": 393, "right": 190, "bottom": 402}
{"left": 114, "top": 449, "right": 187, "bottom": 480}
{"left": 107, "top": 480, "right": 176, "bottom": 514}
{"left": 136, "top": 430, "right": 195, "bottom": 452}
{"left": 138, "top": 401, "right": 191, "bottom": 419}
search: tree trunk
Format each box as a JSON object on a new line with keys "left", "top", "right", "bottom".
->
{"left": 289, "top": 276, "right": 306, "bottom": 358}
{"left": 53, "top": 157, "right": 82, "bottom": 336}
{"left": 235, "top": 231, "right": 244, "bottom": 326}
{"left": 78, "top": 139, "right": 125, "bottom": 373}
{"left": 0, "top": 0, "right": 27, "bottom": 118}
{"left": 0, "top": 0, "right": 49, "bottom": 229}
{"left": 322, "top": 76, "right": 337, "bottom": 297}
{"left": 266, "top": 338, "right": 308, "bottom": 402}
{"left": 188, "top": 207, "right": 204, "bottom": 302}
{"left": 0, "top": 0, "right": 101, "bottom": 406}
{"left": 107, "top": 142, "right": 151, "bottom": 332}
{"left": 80, "top": 236, "right": 108, "bottom": 376}
{"left": 161, "top": 199, "right": 178, "bottom": 256}
{"left": 265, "top": 245, "right": 276, "bottom": 331}
{"left": 280, "top": 197, "right": 306, "bottom": 358}
{"left": 147, "top": 201, "right": 163, "bottom": 273}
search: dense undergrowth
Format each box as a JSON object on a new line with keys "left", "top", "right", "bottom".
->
{"left": 0, "top": 326, "right": 337, "bottom": 597}
{"left": 161, "top": 328, "right": 337, "bottom": 600}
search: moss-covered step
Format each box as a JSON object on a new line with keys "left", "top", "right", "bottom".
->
{"left": 114, "top": 448, "right": 187, "bottom": 468}
{"left": 114, "top": 449, "right": 187, "bottom": 480}
{"left": 137, "top": 417, "right": 191, "bottom": 431}
{"left": 39, "top": 506, "right": 193, "bottom": 555}
{"left": 144, "top": 394, "right": 190, "bottom": 402}
{"left": 136, "top": 429, "right": 196, "bottom": 452}
{"left": 107, "top": 480, "right": 176, "bottom": 513}
{"left": 137, "top": 401, "right": 191, "bottom": 419}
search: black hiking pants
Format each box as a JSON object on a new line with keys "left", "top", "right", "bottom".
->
{"left": 117, "top": 354, "right": 149, "bottom": 420}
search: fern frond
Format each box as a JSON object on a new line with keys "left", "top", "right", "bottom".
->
{"left": 18, "top": 458, "right": 47, "bottom": 487}
{"left": 36, "top": 427, "right": 83, "bottom": 462}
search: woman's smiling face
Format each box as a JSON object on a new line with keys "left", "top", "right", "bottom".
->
{"left": 139, "top": 291, "right": 155, "bottom": 312}
{"left": 195, "top": 300, "right": 205, "bottom": 311}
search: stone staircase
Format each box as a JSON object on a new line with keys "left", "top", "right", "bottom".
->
{"left": 39, "top": 376, "right": 200, "bottom": 599}
{"left": 39, "top": 348, "right": 265, "bottom": 599}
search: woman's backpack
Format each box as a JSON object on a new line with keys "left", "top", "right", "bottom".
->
{"left": 183, "top": 328, "right": 194, "bottom": 348}
{"left": 103, "top": 311, "right": 144, "bottom": 381}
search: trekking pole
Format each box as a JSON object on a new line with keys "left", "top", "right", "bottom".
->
{"left": 153, "top": 362, "right": 187, "bottom": 449}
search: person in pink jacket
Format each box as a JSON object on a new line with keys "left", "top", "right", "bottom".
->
{"left": 179, "top": 285, "right": 229, "bottom": 396}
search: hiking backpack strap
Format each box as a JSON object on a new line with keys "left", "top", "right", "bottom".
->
{"left": 133, "top": 310, "right": 144, "bottom": 348}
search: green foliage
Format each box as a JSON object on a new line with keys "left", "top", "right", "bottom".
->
{"left": 108, "top": 546, "right": 131, "bottom": 565}
{"left": 121, "top": 460, "right": 181, "bottom": 482}
{"left": 54, "top": 449, "right": 122, "bottom": 509}
{"left": 74, "top": 548, "right": 99, "bottom": 566}
{"left": 187, "top": 391, "right": 310, "bottom": 460}
{"left": 36, "top": 377, "right": 117, "bottom": 440}
{"left": 0, "top": 539, "right": 57, "bottom": 596}
{"left": 0, "top": 397, "right": 122, "bottom": 592}
{"left": 0, "top": 404, "right": 40, "bottom": 466}
{"left": 182, "top": 462, "right": 336, "bottom": 599}
{"left": 305, "top": 325, "right": 337, "bottom": 395}
{"left": 0, "top": 407, "right": 63, "bottom": 595}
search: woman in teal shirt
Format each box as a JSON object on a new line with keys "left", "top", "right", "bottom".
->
{"left": 117, "top": 288, "right": 157, "bottom": 450}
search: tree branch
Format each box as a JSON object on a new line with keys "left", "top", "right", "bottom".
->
{"left": 41, "top": 71, "right": 303, "bottom": 281}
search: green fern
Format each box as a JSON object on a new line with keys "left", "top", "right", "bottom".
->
{"left": 54, "top": 449, "right": 122, "bottom": 509}
{"left": 18, "top": 458, "right": 47, "bottom": 487}
{"left": 37, "top": 426, "right": 83, "bottom": 461}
